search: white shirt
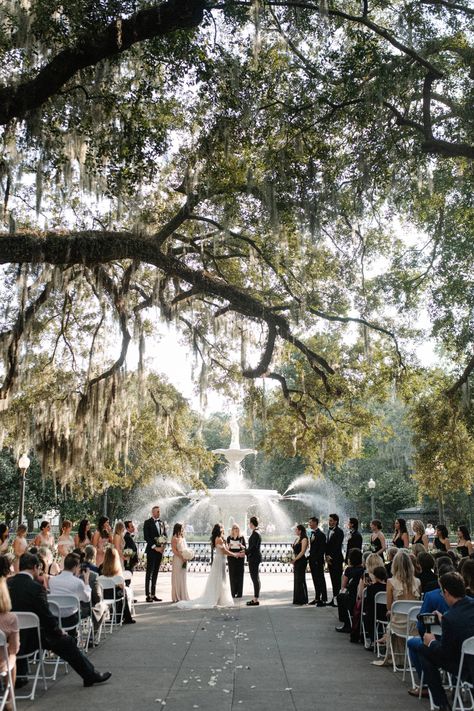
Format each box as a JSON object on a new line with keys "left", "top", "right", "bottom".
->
{"left": 49, "top": 570, "right": 91, "bottom": 617}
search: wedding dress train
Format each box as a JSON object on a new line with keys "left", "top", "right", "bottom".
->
{"left": 177, "top": 544, "right": 234, "bottom": 609}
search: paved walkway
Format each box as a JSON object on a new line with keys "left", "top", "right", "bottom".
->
{"left": 22, "top": 572, "right": 423, "bottom": 711}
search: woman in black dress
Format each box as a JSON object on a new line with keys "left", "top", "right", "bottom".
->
{"left": 434, "top": 524, "right": 450, "bottom": 552}
{"left": 370, "top": 519, "right": 386, "bottom": 557}
{"left": 411, "top": 520, "right": 429, "bottom": 550}
{"left": 457, "top": 526, "right": 473, "bottom": 557}
{"left": 392, "top": 518, "right": 409, "bottom": 549}
{"left": 292, "top": 524, "right": 309, "bottom": 605}
{"left": 227, "top": 524, "right": 246, "bottom": 597}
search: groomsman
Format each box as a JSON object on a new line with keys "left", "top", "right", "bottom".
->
{"left": 345, "top": 517, "right": 363, "bottom": 563}
{"left": 124, "top": 520, "right": 138, "bottom": 573}
{"left": 143, "top": 505, "right": 167, "bottom": 602}
{"left": 308, "top": 517, "right": 327, "bottom": 606}
{"left": 325, "top": 513, "right": 344, "bottom": 605}
{"left": 246, "top": 516, "right": 262, "bottom": 606}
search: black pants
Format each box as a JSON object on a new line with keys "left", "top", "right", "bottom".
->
{"left": 248, "top": 559, "right": 261, "bottom": 599}
{"left": 145, "top": 549, "right": 162, "bottom": 597}
{"left": 17, "top": 632, "right": 96, "bottom": 682}
{"left": 337, "top": 591, "right": 355, "bottom": 627}
{"left": 418, "top": 644, "right": 453, "bottom": 708}
{"left": 309, "top": 558, "right": 327, "bottom": 602}
{"left": 228, "top": 558, "right": 244, "bottom": 598}
{"left": 293, "top": 558, "right": 308, "bottom": 604}
{"left": 328, "top": 559, "right": 343, "bottom": 599}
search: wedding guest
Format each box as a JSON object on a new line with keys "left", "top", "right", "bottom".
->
{"left": 143, "top": 505, "right": 167, "bottom": 603}
{"left": 0, "top": 524, "right": 9, "bottom": 554}
{"left": 49, "top": 552, "right": 92, "bottom": 629}
{"left": 335, "top": 548, "right": 364, "bottom": 632}
{"left": 457, "top": 525, "right": 473, "bottom": 557}
{"left": 412, "top": 542, "right": 426, "bottom": 558}
{"left": 246, "top": 516, "right": 262, "bottom": 606}
{"left": 12, "top": 524, "right": 28, "bottom": 572}
{"left": 392, "top": 518, "right": 409, "bottom": 549}
{"left": 434, "top": 524, "right": 450, "bottom": 552}
{"left": 345, "top": 517, "right": 363, "bottom": 562}
{"left": 91, "top": 516, "right": 112, "bottom": 569}
{"left": 308, "top": 516, "right": 327, "bottom": 606}
{"left": 99, "top": 547, "right": 135, "bottom": 624}
{"left": 363, "top": 565, "right": 387, "bottom": 650}
{"left": 416, "top": 552, "right": 438, "bottom": 594}
{"left": 9, "top": 553, "right": 111, "bottom": 687}
{"left": 418, "top": 572, "right": 474, "bottom": 711}
{"left": 356, "top": 553, "right": 384, "bottom": 601}
{"left": 33, "top": 520, "right": 55, "bottom": 549}
{"left": 292, "top": 524, "right": 309, "bottom": 605}
{"left": 37, "top": 545, "right": 60, "bottom": 589}
{"left": 326, "top": 513, "right": 344, "bottom": 604}
{"left": 113, "top": 521, "right": 126, "bottom": 566}
{"left": 369, "top": 520, "right": 386, "bottom": 557}
{"left": 227, "top": 524, "right": 246, "bottom": 598}
{"left": 74, "top": 519, "right": 92, "bottom": 552}
{"left": 171, "top": 523, "right": 190, "bottom": 602}
{"left": 460, "top": 558, "right": 474, "bottom": 596}
{"left": 123, "top": 520, "right": 138, "bottom": 572}
{"left": 0, "top": 574, "right": 19, "bottom": 709}
{"left": 57, "top": 519, "right": 75, "bottom": 565}
{"left": 411, "top": 520, "right": 429, "bottom": 549}
{"left": 83, "top": 545, "right": 100, "bottom": 573}
{"left": 385, "top": 546, "right": 398, "bottom": 577}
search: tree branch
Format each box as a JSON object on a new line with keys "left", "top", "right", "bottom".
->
{"left": 445, "top": 354, "right": 474, "bottom": 397}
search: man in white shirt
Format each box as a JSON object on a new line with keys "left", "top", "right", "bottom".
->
{"left": 49, "top": 552, "right": 92, "bottom": 625}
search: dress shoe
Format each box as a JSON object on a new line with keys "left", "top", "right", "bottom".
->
{"left": 146, "top": 596, "right": 154, "bottom": 602}
{"left": 246, "top": 600, "right": 259, "bottom": 606}
{"left": 335, "top": 625, "right": 351, "bottom": 633}
{"left": 152, "top": 596, "right": 162, "bottom": 602}
{"left": 316, "top": 601, "right": 326, "bottom": 607}
{"left": 83, "top": 671, "right": 112, "bottom": 687}
{"left": 408, "top": 687, "right": 429, "bottom": 698}
{"left": 327, "top": 599, "right": 336, "bottom": 607}
{"left": 308, "top": 600, "right": 317, "bottom": 606}
{"left": 15, "top": 677, "right": 29, "bottom": 689}
{"left": 123, "top": 619, "right": 136, "bottom": 624}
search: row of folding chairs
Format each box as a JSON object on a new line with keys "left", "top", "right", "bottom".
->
{"left": 0, "top": 628, "right": 17, "bottom": 711}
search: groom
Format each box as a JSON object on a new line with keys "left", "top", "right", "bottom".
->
{"left": 143, "top": 505, "right": 167, "bottom": 602}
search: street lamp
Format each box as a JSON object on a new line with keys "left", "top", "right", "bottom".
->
{"left": 368, "top": 477, "right": 376, "bottom": 521}
{"left": 18, "top": 453, "right": 31, "bottom": 525}
{"left": 103, "top": 481, "right": 109, "bottom": 517}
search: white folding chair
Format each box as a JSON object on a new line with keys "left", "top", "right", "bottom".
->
{"left": 389, "top": 600, "right": 422, "bottom": 674}
{"left": 360, "top": 588, "right": 368, "bottom": 646}
{"left": 0, "top": 629, "right": 17, "bottom": 711}
{"left": 452, "top": 636, "right": 474, "bottom": 711}
{"left": 98, "top": 577, "right": 124, "bottom": 632}
{"left": 374, "top": 591, "right": 388, "bottom": 658}
{"left": 45, "top": 595, "right": 82, "bottom": 680}
{"left": 14, "top": 612, "right": 48, "bottom": 701}
{"left": 122, "top": 570, "right": 135, "bottom": 616}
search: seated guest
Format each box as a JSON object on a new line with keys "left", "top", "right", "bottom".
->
{"left": 0, "top": 566, "right": 19, "bottom": 708}
{"left": 8, "top": 552, "right": 111, "bottom": 687}
{"left": 99, "top": 547, "right": 135, "bottom": 624}
{"left": 83, "top": 545, "right": 100, "bottom": 573}
{"left": 362, "top": 565, "right": 387, "bottom": 650}
{"left": 384, "top": 546, "right": 398, "bottom": 578}
{"left": 411, "top": 542, "right": 426, "bottom": 559}
{"left": 345, "top": 518, "right": 363, "bottom": 563}
{"left": 407, "top": 562, "right": 453, "bottom": 698}
{"left": 12, "top": 524, "right": 28, "bottom": 573}
{"left": 416, "top": 552, "right": 438, "bottom": 594}
{"left": 49, "top": 552, "right": 92, "bottom": 629}
{"left": 418, "top": 572, "right": 474, "bottom": 711}
{"left": 460, "top": 558, "right": 474, "bottom": 597}
{"left": 335, "top": 548, "right": 364, "bottom": 633}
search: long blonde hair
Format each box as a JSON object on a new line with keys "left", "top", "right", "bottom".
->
{"left": 392, "top": 550, "right": 417, "bottom": 597}
{"left": 113, "top": 521, "right": 125, "bottom": 537}
{"left": 0, "top": 577, "right": 12, "bottom": 613}
{"left": 102, "top": 547, "right": 122, "bottom": 577}
{"left": 366, "top": 553, "right": 384, "bottom": 575}
{"left": 412, "top": 520, "right": 425, "bottom": 536}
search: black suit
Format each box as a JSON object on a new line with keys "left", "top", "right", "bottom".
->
{"left": 345, "top": 530, "right": 363, "bottom": 563}
{"left": 308, "top": 528, "right": 327, "bottom": 602}
{"left": 124, "top": 530, "right": 138, "bottom": 572}
{"left": 143, "top": 517, "right": 167, "bottom": 597}
{"left": 418, "top": 596, "right": 474, "bottom": 707}
{"left": 8, "top": 572, "right": 97, "bottom": 682}
{"left": 325, "top": 525, "right": 344, "bottom": 599}
{"left": 246, "top": 530, "right": 262, "bottom": 599}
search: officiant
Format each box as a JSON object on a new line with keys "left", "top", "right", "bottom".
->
{"left": 227, "top": 524, "right": 246, "bottom": 598}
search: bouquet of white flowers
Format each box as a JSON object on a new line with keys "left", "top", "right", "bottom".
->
{"left": 123, "top": 548, "right": 134, "bottom": 558}
{"left": 155, "top": 535, "right": 167, "bottom": 546}
{"left": 182, "top": 548, "right": 194, "bottom": 561}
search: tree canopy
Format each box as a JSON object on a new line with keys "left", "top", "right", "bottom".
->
{"left": 0, "top": 0, "right": 473, "bottom": 484}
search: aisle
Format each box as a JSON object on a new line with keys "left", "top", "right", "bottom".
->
{"left": 22, "top": 572, "right": 422, "bottom": 711}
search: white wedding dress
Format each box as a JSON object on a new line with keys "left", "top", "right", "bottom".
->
{"left": 177, "top": 544, "right": 234, "bottom": 609}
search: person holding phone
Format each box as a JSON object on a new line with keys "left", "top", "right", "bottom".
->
{"left": 49, "top": 552, "right": 92, "bottom": 630}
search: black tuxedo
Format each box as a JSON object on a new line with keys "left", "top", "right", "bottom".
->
{"left": 246, "top": 530, "right": 262, "bottom": 599}
{"left": 345, "top": 530, "right": 363, "bottom": 562}
{"left": 143, "top": 517, "right": 167, "bottom": 597}
{"left": 419, "top": 596, "right": 474, "bottom": 707}
{"left": 124, "top": 530, "right": 138, "bottom": 572}
{"left": 8, "top": 572, "right": 97, "bottom": 682}
{"left": 308, "top": 528, "right": 327, "bottom": 602}
{"left": 325, "top": 525, "right": 344, "bottom": 599}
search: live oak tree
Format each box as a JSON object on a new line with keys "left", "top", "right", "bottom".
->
{"left": 0, "top": 0, "right": 473, "bottom": 485}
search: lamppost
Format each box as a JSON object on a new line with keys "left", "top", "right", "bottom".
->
{"left": 103, "top": 481, "right": 109, "bottom": 517}
{"left": 18, "top": 453, "right": 31, "bottom": 525}
{"left": 368, "top": 477, "right": 376, "bottom": 521}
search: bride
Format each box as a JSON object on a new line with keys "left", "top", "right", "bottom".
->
{"left": 177, "top": 523, "right": 243, "bottom": 609}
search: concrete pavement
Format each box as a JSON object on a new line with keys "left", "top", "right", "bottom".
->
{"left": 21, "top": 571, "right": 423, "bottom": 711}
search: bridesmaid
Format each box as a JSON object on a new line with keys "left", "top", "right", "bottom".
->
{"left": 33, "top": 520, "right": 55, "bottom": 549}
{"left": 392, "top": 518, "right": 409, "bottom": 549}
{"left": 57, "top": 519, "right": 75, "bottom": 565}
{"left": 370, "top": 519, "right": 386, "bottom": 556}
{"left": 92, "top": 516, "right": 113, "bottom": 569}
{"left": 74, "top": 519, "right": 92, "bottom": 551}
{"left": 411, "top": 520, "right": 429, "bottom": 550}
{"left": 12, "top": 524, "right": 28, "bottom": 572}
{"left": 292, "top": 524, "right": 309, "bottom": 605}
{"left": 434, "top": 524, "right": 450, "bottom": 553}
{"left": 457, "top": 526, "right": 473, "bottom": 557}
{"left": 113, "top": 521, "right": 126, "bottom": 566}
{"left": 171, "top": 523, "right": 189, "bottom": 602}
{"left": 227, "top": 524, "right": 246, "bottom": 598}
{"left": 0, "top": 524, "right": 9, "bottom": 555}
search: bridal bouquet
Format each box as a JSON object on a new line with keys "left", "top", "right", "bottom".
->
{"left": 155, "top": 535, "right": 167, "bottom": 547}
{"left": 123, "top": 548, "right": 134, "bottom": 559}
{"left": 181, "top": 548, "right": 194, "bottom": 569}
